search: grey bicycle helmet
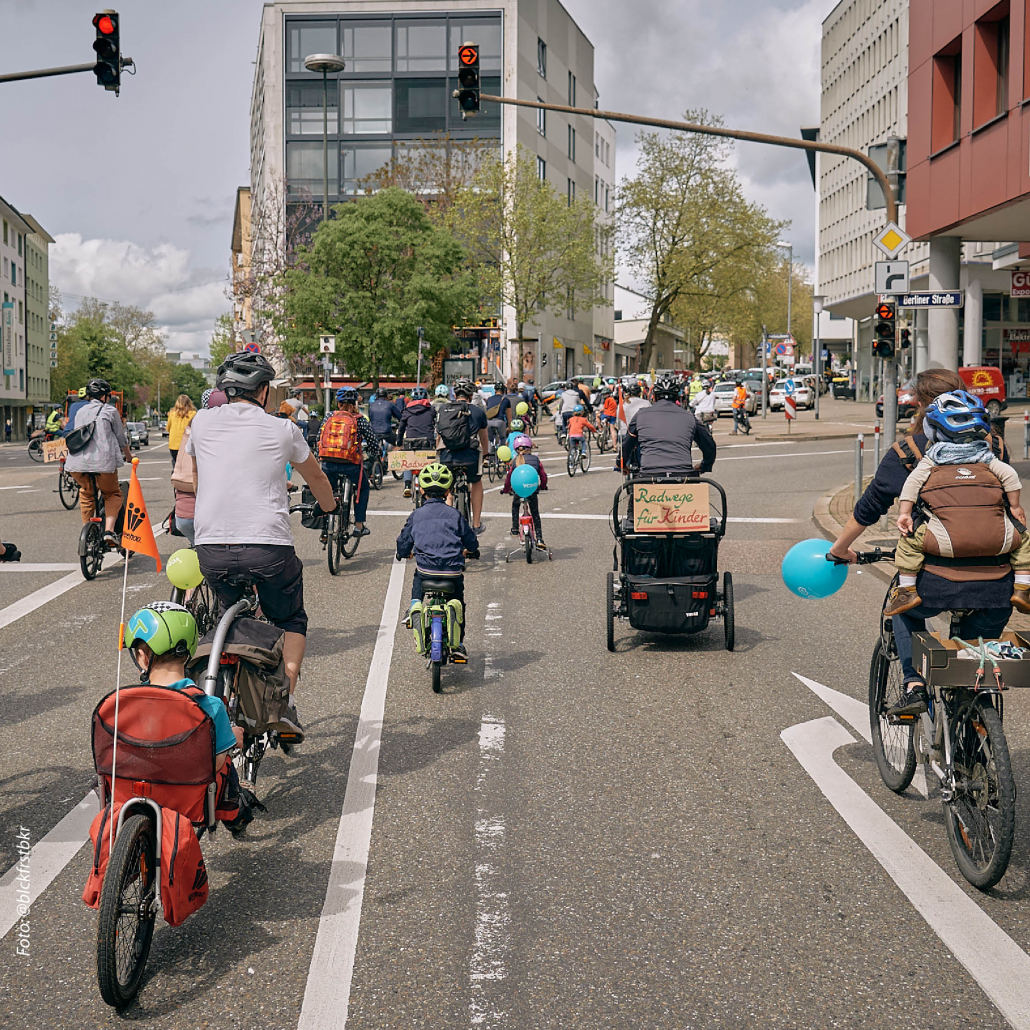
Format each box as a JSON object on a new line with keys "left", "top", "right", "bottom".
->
{"left": 410, "top": 386, "right": 429, "bottom": 401}
{"left": 216, "top": 351, "right": 275, "bottom": 397}
{"left": 653, "top": 374, "right": 682, "bottom": 400}
{"left": 453, "top": 378, "right": 475, "bottom": 398}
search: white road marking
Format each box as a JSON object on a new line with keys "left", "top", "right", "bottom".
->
{"left": 782, "top": 716, "right": 1030, "bottom": 1029}
{"left": 470, "top": 715, "right": 510, "bottom": 1027}
{"left": 793, "top": 672, "right": 928, "bottom": 796}
{"left": 0, "top": 563, "right": 80, "bottom": 573}
{"left": 298, "top": 558, "right": 407, "bottom": 1030}
{"left": 719, "top": 449, "right": 852, "bottom": 461}
{"left": 0, "top": 485, "right": 34, "bottom": 490}
{"left": 0, "top": 792, "right": 98, "bottom": 940}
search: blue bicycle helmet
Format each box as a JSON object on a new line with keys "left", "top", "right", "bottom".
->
{"left": 435, "top": 384, "right": 449, "bottom": 397}
{"left": 410, "top": 387, "right": 429, "bottom": 400}
{"left": 336, "top": 386, "right": 359, "bottom": 404}
{"left": 924, "top": 390, "right": 990, "bottom": 443}
{"left": 573, "top": 404, "right": 584, "bottom": 414}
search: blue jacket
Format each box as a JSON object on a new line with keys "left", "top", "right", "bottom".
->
{"left": 369, "top": 398, "right": 401, "bottom": 435}
{"left": 396, "top": 497, "right": 479, "bottom": 574}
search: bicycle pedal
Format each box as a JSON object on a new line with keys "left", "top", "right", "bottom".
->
{"left": 888, "top": 713, "right": 917, "bottom": 724}
{"left": 276, "top": 731, "right": 303, "bottom": 744}
{"left": 450, "top": 653, "right": 468, "bottom": 664}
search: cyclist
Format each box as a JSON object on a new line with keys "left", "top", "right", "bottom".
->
{"left": 319, "top": 386, "right": 379, "bottom": 537}
{"left": 731, "top": 379, "right": 750, "bottom": 435}
{"left": 601, "top": 389, "right": 619, "bottom": 450}
{"left": 436, "top": 377, "right": 489, "bottom": 533}
{"left": 187, "top": 352, "right": 337, "bottom": 742}
{"left": 617, "top": 380, "right": 651, "bottom": 440}
{"left": 502, "top": 435, "right": 547, "bottom": 546}
{"left": 396, "top": 463, "right": 480, "bottom": 659}
{"left": 620, "top": 374, "right": 715, "bottom": 476}
{"left": 45, "top": 407, "right": 64, "bottom": 436}
{"left": 559, "top": 381, "right": 583, "bottom": 435}
{"left": 506, "top": 417, "right": 527, "bottom": 452}
{"left": 369, "top": 387, "right": 401, "bottom": 451}
{"left": 64, "top": 378, "right": 132, "bottom": 548}
{"left": 497, "top": 380, "right": 524, "bottom": 428}
{"left": 397, "top": 386, "right": 437, "bottom": 499}
{"left": 432, "top": 383, "right": 451, "bottom": 415}
{"left": 62, "top": 386, "right": 89, "bottom": 438}
{"left": 567, "top": 406, "right": 597, "bottom": 462}
{"left": 123, "top": 602, "right": 258, "bottom": 835}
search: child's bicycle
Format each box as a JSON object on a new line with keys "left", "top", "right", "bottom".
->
{"left": 403, "top": 555, "right": 478, "bottom": 693}
{"left": 567, "top": 433, "right": 591, "bottom": 476}
{"left": 506, "top": 496, "right": 552, "bottom": 564}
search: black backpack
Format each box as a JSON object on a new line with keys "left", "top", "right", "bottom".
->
{"left": 437, "top": 401, "right": 472, "bottom": 450}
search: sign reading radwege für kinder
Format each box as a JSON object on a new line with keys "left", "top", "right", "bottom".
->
{"left": 633, "top": 483, "right": 711, "bottom": 533}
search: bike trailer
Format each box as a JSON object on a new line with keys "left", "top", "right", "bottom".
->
{"left": 190, "top": 617, "right": 289, "bottom": 734}
{"left": 912, "top": 631, "right": 1030, "bottom": 689}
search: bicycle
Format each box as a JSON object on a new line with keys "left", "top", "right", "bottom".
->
{"left": 27, "top": 430, "right": 57, "bottom": 463}
{"left": 78, "top": 473, "right": 126, "bottom": 580}
{"left": 845, "top": 549, "right": 1020, "bottom": 890}
{"left": 57, "top": 457, "right": 80, "bottom": 510}
{"left": 505, "top": 495, "right": 552, "bottom": 564}
{"left": 567, "top": 433, "right": 591, "bottom": 477}
{"left": 448, "top": 466, "right": 472, "bottom": 524}
{"left": 324, "top": 482, "right": 360, "bottom": 574}
{"left": 169, "top": 575, "right": 220, "bottom": 638}
{"left": 363, "top": 443, "right": 384, "bottom": 491}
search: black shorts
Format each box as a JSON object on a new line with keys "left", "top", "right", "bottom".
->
{"left": 196, "top": 544, "right": 307, "bottom": 635}
{"left": 442, "top": 454, "right": 483, "bottom": 485}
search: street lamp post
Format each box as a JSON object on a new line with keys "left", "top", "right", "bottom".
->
{"left": 303, "top": 54, "right": 346, "bottom": 223}
{"left": 813, "top": 295, "right": 825, "bottom": 421}
{"left": 776, "top": 240, "right": 793, "bottom": 369}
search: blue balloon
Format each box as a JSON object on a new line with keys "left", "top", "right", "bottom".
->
{"left": 510, "top": 464, "right": 540, "bottom": 498}
{"left": 781, "top": 538, "right": 848, "bottom": 599}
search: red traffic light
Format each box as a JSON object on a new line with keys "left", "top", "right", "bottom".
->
{"left": 459, "top": 45, "right": 478, "bottom": 66}
{"left": 94, "top": 13, "right": 116, "bottom": 34}
{"left": 875, "top": 302, "right": 895, "bottom": 320}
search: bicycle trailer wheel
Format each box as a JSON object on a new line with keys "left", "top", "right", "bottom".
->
{"left": 722, "top": 571, "right": 734, "bottom": 652}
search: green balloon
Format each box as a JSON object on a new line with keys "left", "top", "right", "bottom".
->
{"left": 166, "top": 548, "right": 203, "bottom": 590}
{"left": 496, "top": 446, "right": 513, "bottom": 463}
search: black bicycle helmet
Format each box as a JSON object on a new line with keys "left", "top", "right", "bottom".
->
{"left": 653, "top": 374, "right": 682, "bottom": 400}
{"left": 453, "top": 378, "right": 475, "bottom": 398}
{"left": 376, "top": 387, "right": 390, "bottom": 399}
{"left": 85, "top": 378, "right": 112, "bottom": 399}
{"left": 216, "top": 352, "right": 275, "bottom": 397}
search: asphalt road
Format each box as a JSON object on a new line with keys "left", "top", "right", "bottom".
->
{"left": 0, "top": 430, "right": 1028, "bottom": 1029}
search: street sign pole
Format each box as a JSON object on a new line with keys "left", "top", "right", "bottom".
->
{"left": 416, "top": 326, "right": 425, "bottom": 387}
{"left": 883, "top": 357, "right": 898, "bottom": 451}
{"left": 761, "top": 327, "right": 769, "bottom": 419}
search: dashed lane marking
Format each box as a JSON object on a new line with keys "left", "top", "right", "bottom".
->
{"left": 0, "top": 563, "right": 80, "bottom": 573}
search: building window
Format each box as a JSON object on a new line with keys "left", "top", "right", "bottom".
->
{"left": 287, "top": 22, "right": 338, "bottom": 74}
{"left": 605, "top": 185, "right": 609, "bottom": 212}
{"left": 287, "top": 81, "right": 338, "bottom": 135}
{"left": 448, "top": 19, "right": 502, "bottom": 73}
{"left": 394, "top": 77, "right": 447, "bottom": 133}
{"left": 286, "top": 141, "right": 339, "bottom": 198}
{"left": 567, "top": 178, "right": 575, "bottom": 205}
{"left": 536, "top": 99, "right": 546, "bottom": 136}
{"left": 973, "top": 5, "right": 1010, "bottom": 126}
{"left": 931, "top": 38, "right": 962, "bottom": 150}
{"left": 396, "top": 19, "right": 447, "bottom": 72}
{"left": 341, "top": 144, "right": 393, "bottom": 194}
{"left": 537, "top": 38, "right": 546, "bottom": 78}
{"left": 595, "top": 132, "right": 600, "bottom": 157}
{"left": 2, "top": 221, "right": 6, "bottom": 246}
{"left": 568, "top": 125, "right": 575, "bottom": 162}
{"left": 341, "top": 22, "right": 392, "bottom": 73}
{"left": 568, "top": 71, "right": 576, "bottom": 106}
{"left": 341, "top": 81, "right": 392, "bottom": 134}
{"left": 595, "top": 175, "right": 599, "bottom": 204}
{"left": 537, "top": 156, "right": 546, "bottom": 181}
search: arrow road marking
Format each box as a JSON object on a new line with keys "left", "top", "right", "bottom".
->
{"left": 782, "top": 717, "right": 1030, "bottom": 1030}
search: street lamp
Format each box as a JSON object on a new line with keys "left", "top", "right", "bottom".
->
{"left": 303, "top": 54, "right": 346, "bottom": 222}
{"left": 812, "top": 295, "right": 825, "bottom": 421}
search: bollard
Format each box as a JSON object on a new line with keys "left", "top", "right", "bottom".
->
{"left": 854, "top": 433, "right": 864, "bottom": 510}
{"left": 1024, "top": 410, "right": 1028, "bottom": 460}
{"left": 873, "top": 419, "right": 882, "bottom": 470}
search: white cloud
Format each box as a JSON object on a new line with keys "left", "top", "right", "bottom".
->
{"left": 50, "top": 234, "right": 229, "bottom": 357}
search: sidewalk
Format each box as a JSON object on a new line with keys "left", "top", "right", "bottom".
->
{"left": 708, "top": 395, "right": 879, "bottom": 444}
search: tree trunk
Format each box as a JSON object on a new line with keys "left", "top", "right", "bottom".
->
{"left": 516, "top": 320, "right": 525, "bottom": 385}
{"left": 639, "top": 302, "right": 664, "bottom": 371}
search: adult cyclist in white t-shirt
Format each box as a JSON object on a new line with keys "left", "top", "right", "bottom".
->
{"left": 187, "top": 352, "right": 336, "bottom": 741}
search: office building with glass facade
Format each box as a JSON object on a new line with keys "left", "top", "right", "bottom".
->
{"left": 250, "top": 0, "right": 616, "bottom": 380}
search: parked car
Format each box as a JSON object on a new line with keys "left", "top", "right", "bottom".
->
{"left": 769, "top": 377, "right": 814, "bottom": 411}
{"left": 127, "top": 423, "right": 143, "bottom": 450}
{"left": 712, "top": 380, "right": 757, "bottom": 416}
{"left": 128, "top": 421, "right": 149, "bottom": 446}
{"left": 160, "top": 420, "right": 169, "bottom": 437}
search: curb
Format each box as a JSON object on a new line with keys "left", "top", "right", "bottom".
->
{"left": 811, "top": 482, "right": 895, "bottom": 585}
{"left": 715, "top": 431, "right": 871, "bottom": 446}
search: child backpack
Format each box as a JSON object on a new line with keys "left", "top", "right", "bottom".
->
{"left": 438, "top": 401, "right": 472, "bottom": 450}
{"left": 318, "top": 410, "right": 362, "bottom": 464}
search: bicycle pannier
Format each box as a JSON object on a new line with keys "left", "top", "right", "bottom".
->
{"left": 437, "top": 401, "right": 472, "bottom": 451}
{"left": 160, "top": 806, "right": 208, "bottom": 926}
{"left": 189, "top": 617, "right": 289, "bottom": 735}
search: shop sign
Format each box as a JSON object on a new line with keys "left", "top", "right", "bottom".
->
{"left": 1013, "top": 272, "right": 1030, "bottom": 298}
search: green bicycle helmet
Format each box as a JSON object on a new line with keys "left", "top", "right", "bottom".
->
{"left": 510, "top": 418, "right": 525, "bottom": 432}
{"left": 418, "top": 462, "right": 454, "bottom": 493}
{"left": 124, "top": 602, "right": 199, "bottom": 662}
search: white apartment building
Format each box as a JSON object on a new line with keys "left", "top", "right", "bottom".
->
{"left": 249, "top": 0, "right": 615, "bottom": 382}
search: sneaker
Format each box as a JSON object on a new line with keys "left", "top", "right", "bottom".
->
{"left": 352, "top": 526, "right": 370, "bottom": 538}
{"left": 275, "top": 702, "right": 305, "bottom": 744}
{"left": 536, "top": 539, "right": 547, "bottom": 550}
{"left": 452, "top": 643, "right": 469, "bottom": 663}
{"left": 889, "top": 682, "right": 928, "bottom": 718}
{"left": 1013, "top": 584, "right": 1030, "bottom": 614}
{"left": 0, "top": 542, "right": 20, "bottom": 562}
{"left": 474, "top": 524, "right": 486, "bottom": 536}
{"left": 103, "top": 530, "right": 119, "bottom": 548}
{"left": 510, "top": 527, "right": 519, "bottom": 536}
{"left": 883, "top": 584, "right": 922, "bottom": 618}
{"left": 403, "top": 487, "right": 412, "bottom": 498}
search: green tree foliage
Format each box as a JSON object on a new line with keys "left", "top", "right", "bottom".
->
{"left": 618, "top": 114, "right": 785, "bottom": 371}
{"left": 447, "top": 146, "right": 613, "bottom": 375}
{"left": 210, "top": 312, "right": 235, "bottom": 368}
{"left": 281, "top": 187, "right": 478, "bottom": 384}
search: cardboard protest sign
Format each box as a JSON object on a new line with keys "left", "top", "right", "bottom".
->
{"left": 633, "top": 482, "right": 710, "bottom": 533}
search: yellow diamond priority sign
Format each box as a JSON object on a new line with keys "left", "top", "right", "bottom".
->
{"left": 872, "top": 221, "right": 911, "bottom": 259}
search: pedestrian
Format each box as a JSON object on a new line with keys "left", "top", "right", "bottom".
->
{"left": 4, "top": 418, "right": 11, "bottom": 443}
{"left": 166, "top": 394, "right": 196, "bottom": 471}
{"left": 730, "top": 380, "right": 749, "bottom": 435}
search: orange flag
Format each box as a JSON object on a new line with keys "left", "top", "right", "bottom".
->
{"left": 617, "top": 383, "right": 625, "bottom": 425}
{"left": 121, "top": 457, "right": 162, "bottom": 571}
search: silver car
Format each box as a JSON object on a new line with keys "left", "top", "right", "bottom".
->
{"left": 712, "top": 381, "right": 757, "bottom": 416}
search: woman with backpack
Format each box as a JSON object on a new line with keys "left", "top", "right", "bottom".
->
{"left": 318, "top": 386, "right": 381, "bottom": 538}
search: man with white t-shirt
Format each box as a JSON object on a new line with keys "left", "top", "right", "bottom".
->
{"left": 187, "top": 352, "right": 336, "bottom": 741}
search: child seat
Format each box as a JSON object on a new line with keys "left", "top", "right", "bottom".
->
{"left": 91, "top": 685, "right": 218, "bottom": 826}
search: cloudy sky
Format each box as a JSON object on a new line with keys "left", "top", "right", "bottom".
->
{"left": 0, "top": 0, "right": 823, "bottom": 354}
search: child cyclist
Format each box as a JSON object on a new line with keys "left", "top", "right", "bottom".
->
{"left": 501, "top": 435, "right": 548, "bottom": 547}
{"left": 886, "top": 390, "right": 1030, "bottom": 622}
{"left": 122, "top": 602, "right": 261, "bottom": 837}
{"left": 506, "top": 417, "right": 527, "bottom": 452}
{"left": 396, "top": 463, "right": 480, "bottom": 659}
{"left": 567, "top": 405, "right": 598, "bottom": 457}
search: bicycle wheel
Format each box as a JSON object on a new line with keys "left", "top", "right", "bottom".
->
{"left": 605, "top": 571, "right": 616, "bottom": 653}
{"left": 185, "top": 578, "right": 219, "bottom": 636}
{"left": 722, "top": 571, "right": 735, "bottom": 652}
{"left": 945, "top": 700, "right": 1016, "bottom": 890}
{"left": 370, "top": 461, "right": 384, "bottom": 491}
{"left": 868, "top": 640, "right": 916, "bottom": 793}
{"left": 80, "top": 522, "right": 104, "bottom": 580}
{"left": 581, "top": 440, "right": 591, "bottom": 472}
{"left": 567, "top": 449, "right": 577, "bottom": 477}
{"left": 486, "top": 459, "right": 496, "bottom": 484}
{"left": 96, "top": 812, "right": 157, "bottom": 1009}
{"left": 327, "top": 513, "right": 343, "bottom": 575}
{"left": 341, "top": 488, "right": 360, "bottom": 559}
{"left": 455, "top": 483, "right": 471, "bottom": 524}
{"left": 525, "top": 532, "right": 533, "bottom": 563}
{"left": 432, "top": 660, "right": 443, "bottom": 693}
{"left": 59, "top": 470, "right": 80, "bottom": 510}
{"left": 27, "top": 438, "right": 43, "bottom": 463}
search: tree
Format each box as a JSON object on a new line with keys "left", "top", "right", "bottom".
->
{"left": 210, "top": 312, "right": 235, "bottom": 368}
{"left": 618, "top": 113, "right": 786, "bottom": 371}
{"left": 281, "top": 187, "right": 478, "bottom": 385}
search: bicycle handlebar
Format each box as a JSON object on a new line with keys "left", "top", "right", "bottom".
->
{"left": 826, "top": 547, "right": 896, "bottom": 566}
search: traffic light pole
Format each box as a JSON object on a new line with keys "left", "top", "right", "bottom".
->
{"left": 0, "top": 63, "right": 96, "bottom": 84}
{"left": 479, "top": 95, "right": 898, "bottom": 223}
{"left": 883, "top": 359, "right": 899, "bottom": 451}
